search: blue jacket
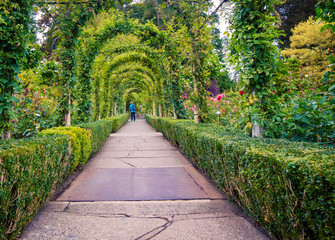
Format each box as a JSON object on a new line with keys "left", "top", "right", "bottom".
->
{"left": 129, "top": 103, "right": 136, "bottom": 113}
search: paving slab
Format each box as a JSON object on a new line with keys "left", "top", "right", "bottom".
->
{"left": 20, "top": 119, "right": 270, "bottom": 240}
{"left": 86, "top": 157, "right": 192, "bottom": 169}
{"left": 57, "top": 167, "right": 209, "bottom": 201}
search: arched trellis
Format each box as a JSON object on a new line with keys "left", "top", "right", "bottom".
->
{"left": 75, "top": 12, "right": 166, "bottom": 122}
{"left": 101, "top": 52, "right": 163, "bottom": 115}
{"left": 109, "top": 70, "right": 155, "bottom": 114}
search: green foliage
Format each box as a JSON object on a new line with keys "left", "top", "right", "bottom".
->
{"left": 229, "top": 0, "right": 284, "bottom": 92}
{"left": 11, "top": 87, "right": 56, "bottom": 139}
{"left": 0, "top": 135, "right": 71, "bottom": 239}
{"left": 146, "top": 115, "right": 335, "bottom": 240}
{"left": 282, "top": 17, "right": 334, "bottom": 79}
{"left": 79, "top": 113, "right": 129, "bottom": 154}
{"left": 275, "top": 0, "right": 318, "bottom": 48}
{"left": 39, "top": 126, "right": 91, "bottom": 171}
{"left": 0, "top": 114, "right": 128, "bottom": 238}
{"left": 229, "top": 0, "right": 284, "bottom": 129}
{"left": 0, "top": 0, "right": 36, "bottom": 137}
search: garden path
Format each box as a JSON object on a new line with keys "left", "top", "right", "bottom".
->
{"left": 21, "top": 119, "right": 269, "bottom": 240}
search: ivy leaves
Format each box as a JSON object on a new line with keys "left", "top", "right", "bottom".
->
{"left": 0, "top": 0, "right": 36, "bottom": 137}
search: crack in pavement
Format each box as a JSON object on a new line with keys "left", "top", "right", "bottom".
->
{"left": 118, "top": 159, "right": 137, "bottom": 168}
{"left": 134, "top": 216, "right": 174, "bottom": 240}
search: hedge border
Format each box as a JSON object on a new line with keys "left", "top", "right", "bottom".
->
{"left": 145, "top": 115, "right": 335, "bottom": 240}
{"left": 0, "top": 113, "right": 129, "bottom": 239}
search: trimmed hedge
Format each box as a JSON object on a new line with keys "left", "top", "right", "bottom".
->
{"left": 39, "top": 127, "right": 91, "bottom": 172}
{"left": 0, "top": 113, "right": 129, "bottom": 239}
{"left": 78, "top": 113, "right": 129, "bottom": 155}
{"left": 146, "top": 115, "right": 335, "bottom": 240}
{"left": 0, "top": 135, "right": 70, "bottom": 239}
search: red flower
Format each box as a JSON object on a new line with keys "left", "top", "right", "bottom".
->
{"left": 23, "top": 88, "right": 28, "bottom": 96}
{"left": 272, "top": 91, "right": 276, "bottom": 94}
{"left": 183, "top": 95, "right": 187, "bottom": 99}
{"left": 239, "top": 90, "right": 245, "bottom": 95}
{"left": 91, "top": 78, "right": 95, "bottom": 81}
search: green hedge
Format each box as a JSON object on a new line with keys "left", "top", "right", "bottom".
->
{"left": 78, "top": 113, "right": 129, "bottom": 155}
{"left": 0, "top": 135, "right": 70, "bottom": 239}
{"left": 146, "top": 115, "right": 335, "bottom": 240}
{"left": 39, "top": 127, "right": 91, "bottom": 172}
{"left": 0, "top": 113, "right": 129, "bottom": 239}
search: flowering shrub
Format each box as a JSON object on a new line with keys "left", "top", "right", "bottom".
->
{"left": 12, "top": 87, "right": 56, "bottom": 139}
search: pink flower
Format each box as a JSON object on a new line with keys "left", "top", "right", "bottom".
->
{"left": 289, "top": 71, "right": 292, "bottom": 75}
{"left": 305, "top": 74, "right": 308, "bottom": 78}
{"left": 220, "top": 108, "right": 225, "bottom": 112}
{"left": 239, "top": 90, "right": 245, "bottom": 95}
{"left": 272, "top": 91, "right": 276, "bottom": 94}
{"left": 226, "top": 101, "right": 230, "bottom": 105}
{"left": 210, "top": 97, "right": 214, "bottom": 101}
{"left": 183, "top": 96, "right": 187, "bottom": 99}
{"left": 185, "top": 105, "right": 188, "bottom": 109}
{"left": 191, "top": 107, "right": 194, "bottom": 111}
{"left": 217, "top": 94, "right": 225, "bottom": 100}
{"left": 216, "top": 105, "right": 219, "bottom": 108}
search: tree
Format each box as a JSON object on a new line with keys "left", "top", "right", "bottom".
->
{"left": 275, "top": 0, "right": 318, "bottom": 48}
{"left": 282, "top": 16, "right": 335, "bottom": 79}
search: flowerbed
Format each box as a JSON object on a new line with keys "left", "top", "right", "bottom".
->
{"left": 146, "top": 115, "right": 335, "bottom": 240}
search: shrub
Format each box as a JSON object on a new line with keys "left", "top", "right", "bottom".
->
{"left": 78, "top": 113, "right": 129, "bottom": 155}
{"left": 146, "top": 115, "right": 335, "bottom": 240}
{"left": 0, "top": 135, "right": 70, "bottom": 239}
{"left": 39, "top": 126, "right": 91, "bottom": 171}
{"left": 0, "top": 113, "right": 129, "bottom": 239}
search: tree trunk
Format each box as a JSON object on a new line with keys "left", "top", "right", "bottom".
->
{"left": 65, "top": 95, "right": 71, "bottom": 126}
{"left": 153, "top": 101, "right": 156, "bottom": 116}
{"left": 251, "top": 91, "right": 263, "bottom": 138}
{"left": 252, "top": 121, "right": 263, "bottom": 138}
{"left": 159, "top": 104, "right": 162, "bottom": 117}
{"left": 2, "top": 130, "right": 11, "bottom": 140}
{"left": 193, "top": 81, "right": 200, "bottom": 123}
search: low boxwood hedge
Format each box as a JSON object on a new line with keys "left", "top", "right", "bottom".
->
{"left": 146, "top": 115, "right": 335, "bottom": 240}
{"left": 0, "top": 135, "right": 70, "bottom": 239}
{"left": 78, "top": 113, "right": 129, "bottom": 155}
{"left": 0, "top": 113, "right": 129, "bottom": 239}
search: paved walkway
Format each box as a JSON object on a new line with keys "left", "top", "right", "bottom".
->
{"left": 21, "top": 119, "right": 269, "bottom": 240}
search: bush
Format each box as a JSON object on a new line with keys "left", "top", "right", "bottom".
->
{"left": 39, "top": 127, "right": 91, "bottom": 171}
{"left": 0, "top": 135, "right": 70, "bottom": 239}
{"left": 146, "top": 115, "right": 335, "bottom": 240}
{"left": 0, "top": 113, "right": 129, "bottom": 239}
{"left": 78, "top": 113, "right": 129, "bottom": 155}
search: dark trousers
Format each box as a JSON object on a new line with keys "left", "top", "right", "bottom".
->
{"left": 131, "top": 112, "right": 136, "bottom": 121}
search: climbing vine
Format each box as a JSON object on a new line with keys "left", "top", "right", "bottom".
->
{"left": 0, "top": 0, "right": 36, "bottom": 138}
{"left": 229, "top": 0, "right": 284, "bottom": 132}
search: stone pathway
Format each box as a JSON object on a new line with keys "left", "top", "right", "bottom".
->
{"left": 21, "top": 119, "right": 269, "bottom": 240}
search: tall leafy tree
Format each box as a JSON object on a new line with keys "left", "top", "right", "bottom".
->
{"left": 275, "top": 0, "right": 318, "bottom": 48}
{"left": 282, "top": 16, "right": 334, "bottom": 79}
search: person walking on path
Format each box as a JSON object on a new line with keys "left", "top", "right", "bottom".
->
{"left": 129, "top": 101, "right": 136, "bottom": 121}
